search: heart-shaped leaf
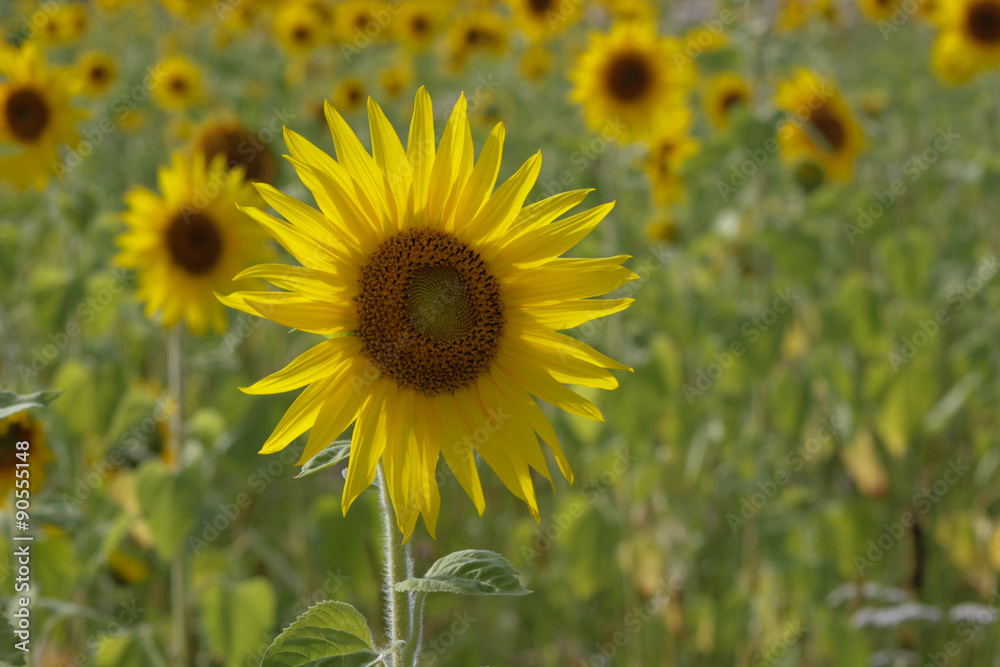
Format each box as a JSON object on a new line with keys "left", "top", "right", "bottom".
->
{"left": 395, "top": 550, "right": 531, "bottom": 596}
{"left": 260, "top": 600, "right": 387, "bottom": 667}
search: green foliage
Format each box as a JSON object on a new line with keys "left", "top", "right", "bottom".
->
{"left": 260, "top": 601, "right": 385, "bottom": 667}
{"left": 135, "top": 460, "right": 203, "bottom": 560}
{"left": 198, "top": 577, "right": 277, "bottom": 667}
{"left": 0, "top": 389, "right": 61, "bottom": 421}
{"left": 295, "top": 441, "right": 351, "bottom": 479}
{"left": 396, "top": 550, "right": 531, "bottom": 596}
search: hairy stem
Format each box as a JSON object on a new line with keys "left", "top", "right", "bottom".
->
{"left": 167, "top": 326, "right": 187, "bottom": 665}
{"left": 376, "top": 465, "right": 418, "bottom": 666}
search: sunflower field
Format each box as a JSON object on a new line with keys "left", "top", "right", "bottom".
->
{"left": 2, "top": 0, "right": 1000, "bottom": 665}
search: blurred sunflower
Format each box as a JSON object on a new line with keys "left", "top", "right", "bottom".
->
{"left": 77, "top": 51, "right": 117, "bottom": 96}
{"left": 378, "top": 62, "right": 413, "bottom": 98}
{"left": 0, "top": 411, "right": 52, "bottom": 503}
{"left": 604, "top": 0, "right": 657, "bottom": 22}
{"left": 116, "top": 152, "right": 270, "bottom": 335}
{"left": 932, "top": 30, "right": 980, "bottom": 83}
{"left": 775, "top": 0, "right": 838, "bottom": 31}
{"left": 644, "top": 108, "right": 699, "bottom": 205}
{"left": 506, "top": 0, "right": 582, "bottom": 41}
{"left": 704, "top": 72, "right": 750, "bottom": 128}
{"left": 332, "top": 77, "right": 367, "bottom": 112}
{"left": 918, "top": 0, "right": 946, "bottom": 24}
{"left": 0, "top": 43, "right": 85, "bottom": 191}
{"left": 220, "top": 88, "right": 635, "bottom": 540}
{"left": 152, "top": 55, "right": 203, "bottom": 111}
{"left": 107, "top": 548, "right": 150, "bottom": 586}
{"left": 274, "top": 1, "right": 328, "bottom": 54}
{"left": 447, "top": 11, "right": 510, "bottom": 71}
{"left": 192, "top": 119, "right": 276, "bottom": 184}
{"left": 93, "top": 0, "right": 139, "bottom": 11}
{"left": 570, "top": 22, "right": 694, "bottom": 142}
{"left": 335, "top": 0, "right": 385, "bottom": 43}
{"left": 775, "top": 69, "right": 864, "bottom": 182}
{"left": 160, "top": 0, "right": 205, "bottom": 20}
{"left": 856, "top": 0, "right": 902, "bottom": 22}
{"left": 396, "top": 1, "right": 441, "bottom": 51}
{"left": 38, "top": 1, "right": 89, "bottom": 45}
{"left": 939, "top": 0, "right": 1000, "bottom": 72}
{"left": 520, "top": 44, "right": 553, "bottom": 81}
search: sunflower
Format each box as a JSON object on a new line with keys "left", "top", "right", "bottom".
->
{"left": 160, "top": 0, "right": 206, "bottom": 20}
{"left": 192, "top": 119, "right": 277, "bottom": 184}
{"left": 520, "top": 44, "right": 553, "bottom": 81}
{"left": 704, "top": 72, "right": 750, "bottom": 129}
{"left": 570, "top": 22, "right": 695, "bottom": 142}
{"left": 0, "top": 44, "right": 85, "bottom": 191}
{"left": 446, "top": 11, "right": 510, "bottom": 71}
{"left": 335, "top": 0, "right": 386, "bottom": 43}
{"left": 604, "top": 0, "right": 658, "bottom": 23}
{"left": 378, "top": 62, "right": 413, "bottom": 98}
{"left": 116, "top": 152, "right": 271, "bottom": 335}
{"left": 775, "top": 69, "right": 865, "bottom": 182}
{"left": 506, "top": 0, "right": 582, "bottom": 41}
{"left": 332, "top": 77, "right": 367, "bottom": 112}
{"left": 775, "top": 0, "right": 838, "bottom": 31}
{"left": 938, "top": 0, "right": 1000, "bottom": 73}
{"left": 274, "top": 1, "right": 328, "bottom": 54}
{"left": 37, "top": 1, "right": 89, "bottom": 45}
{"left": 0, "top": 411, "right": 52, "bottom": 504}
{"left": 396, "top": 1, "right": 441, "bottom": 51}
{"left": 644, "top": 108, "right": 699, "bottom": 205}
{"left": 856, "top": 0, "right": 903, "bottom": 22}
{"left": 151, "top": 55, "right": 203, "bottom": 111}
{"left": 77, "top": 51, "right": 117, "bottom": 96}
{"left": 219, "top": 89, "right": 635, "bottom": 540}
{"left": 932, "top": 30, "right": 980, "bottom": 84}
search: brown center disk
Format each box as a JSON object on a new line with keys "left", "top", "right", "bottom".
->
{"left": 720, "top": 90, "right": 746, "bottom": 112}
{"left": 411, "top": 15, "right": 429, "bottom": 34}
{"left": 808, "top": 104, "right": 846, "bottom": 151}
{"left": 356, "top": 228, "right": 505, "bottom": 394}
{"left": 166, "top": 212, "right": 223, "bottom": 275}
{"left": 196, "top": 124, "right": 275, "bottom": 183}
{"left": 0, "top": 422, "right": 31, "bottom": 475}
{"left": 968, "top": 1, "right": 1000, "bottom": 43}
{"left": 529, "top": 0, "right": 554, "bottom": 14}
{"left": 606, "top": 53, "right": 653, "bottom": 102}
{"left": 5, "top": 88, "right": 49, "bottom": 142}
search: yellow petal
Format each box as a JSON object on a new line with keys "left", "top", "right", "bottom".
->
{"left": 241, "top": 336, "right": 360, "bottom": 395}
{"left": 514, "top": 298, "right": 634, "bottom": 330}
{"left": 496, "top": 350, "right": 604, "bottom": 422}
{"left": 342, "top": 379, "right": 391, "bottom": 515}
{"left": 465, "top": 151, "right": 542, "bottom": 246}
{"left": 298, "top": 358, "right": 369, "bottom": 464}
{"left": 493, "top": 201, "right": 615, "bottom": 268}
{"left": 406, "top": 86, "right": 435, "bottom": 218}
{"left": 452, "top": 123, "right": 504, "bottom": 231}
{"left": 259, "top": 376, "right": 337, "bottom": 454}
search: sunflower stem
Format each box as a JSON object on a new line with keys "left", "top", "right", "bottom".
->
{"left": 376, "top": 465, "right": 418, "bottom": 666}
{"left": 167, "top": 326, "right": 187, "bottom": 665}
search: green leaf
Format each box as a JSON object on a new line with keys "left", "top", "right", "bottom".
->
{"left": 295, "top": 441, "right": 351, "bottom": 478}
{"left": 134, "top": 460, "right": 202, "bottom": 560}
{"left": 395, "top": 549, "right": 531, "bottom": 596}
{"left": 260, "top": 600, "right": 383, "bottom": 667}
{"left": 93, "top": 634, "right": 151, "bottom": 667}
{"left": 0, "top": 389, "right": 62, "bottom": 421}
{"left": 199, "top": 577, "right": 276, "bottom": 667}
{"left": 0, "top": 617, "right": 27, "bottom": 666}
